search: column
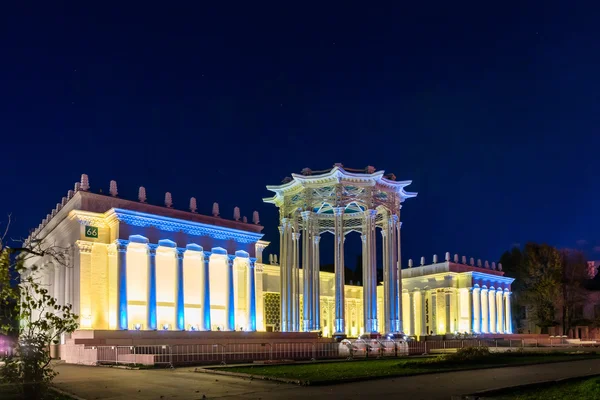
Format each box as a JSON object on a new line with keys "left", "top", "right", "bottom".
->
{"left": 383, "top": 214, "right": 400, "bottom": 333}
{"left": 202, "top": 255, "right": 211, "bottom": 330}
{"left": 278, "top": 221, "right": 288, "bottom": 332}
{"left": 147, "top": 245, "right": 157, "bottom": 330}
{"left": 430, "top": 291, "right": 437, "bottom": 334}
{"left": 381, "top": 228, "right": 389, "bottom": 333}
{"left": 312, "top": 235, "right": 321, "bottom": 331}
{"left": 362, "top": 209, "right": 378, "bottom": 333}
{"left": 64, "top": 259, "right": 72, "bottom": 308}
{"left": 395, "top": 217, "right": 402, "bottom": 333}
{"left": 481, "top": 287, "right": 489, "bottom": 333}
{"left": 301, "top": 211, "right": 312, "bottom": 331}
{"left": 333, "top": 207, "right": 345, "bottom": 335}
{"left": 247, "top": 260, "right": 257, "bottom": 331}
{"left": 496, "top": 289, "right": 504, "bottom": 334}
{"left": 468, "top": 288, "right": 473, "bottom": 333}
{"left": 255, "top": 262, "right": 265, "bottom": 331}
{"left": 504, "top": 291, "right": 512, "bottom": 333}
{"left": 55, "top": 263, "right": 65, "bottom": 307}
{"left": 420, "top": 290, "right": 427, "bottom": 336}
{"left": 292, "top": 231, "right": 300, "bottom": 332}
{"left": 225, "top": 257, "right": 235, "bottom": 331}
{"left": 175, "top": 249, "right": 185, "bottom": 330}
{"left": 409, "top": 291, "right": 416, "bottom": 336}
{"left": 450, "top": 289, "right": 459, "bottom": 332}
{"left": 117, "top": 240, "right": 128, "bottom": 330}
{"left": 473, "top": 286, "right": 481, "bottom": 334}
{"left": 488, "top": 288, "right": 496, "bottom": 333}
{"left": 302, "top": 215, "right": 312, "bottom": 332}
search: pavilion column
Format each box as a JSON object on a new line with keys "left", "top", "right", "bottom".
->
{"left": 116, "top": 240, "right": 128, "bottom": 330}
{"left": 247, "top": 259, "right": 257, "bottom": 331}
{"left": 225, "top": 257, "right": 235, "bottom": 331}
{"left": 175, "top": 249, "right": 185, "bottom": 330}
{"left": 409, "top": 291, "right": 416, "bottom": 335}
{"left": 147, "top": 245, "right": 157, "bottom": 330}
{"left": 468, "top": 288, "right": 474, "bottom": 333}
{"left": 312, "top": 235, "right": 321, "bottom": 331}
{"left": 383, "top": 214, "right": 400, "bottom": 333}
{"left": 333, "top": 207, "right": 345, "bottom": 335}
{"left": 473, "top": 286, "right": 481, "bottom": 334}
{"left": 362, "top": 209, "right": 378, "bottom": 333}
{"left": 395, "top": 217, "right": 402, "bottom": 333}
{"left": 292, "top": 231, "right": 301, "bottom": 332}
{"left": 504, "top": 292, "right": 512, "bottom": 333}
{"left": 301, "top": 211, "right": 313, "bottom": 332}
{"left": 480, "top": 288, "right": 489, "bottom": 333}
{"left": 202, "top": 254, "right": 211, "bottom": 330}
{"left": 450, "top": 289, "right": 458, "bottom": 332}
{"left": 488, "top": 288, "right": 497, "bottom": 333}
{"left": 420, "top": 291, "right": 427, "bottom": 336}
{"left": 430, "top": 291, "right": 437, "bottom": 334}
{"left": 64, "top": 254, "right": 73, "bottom": 308}
{"left": 53, "top": 263, "right": 65, "bottom": 307}
{"left": 279, "top": 221, "right": 288, "bottom": 332}
{"left": 496, "top": 289, "right": 504, "bottom": 334}
{"left": 444, "top": 291, "right": 451, "bottom": 334}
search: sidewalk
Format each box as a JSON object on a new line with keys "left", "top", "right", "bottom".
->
{"left": 53, "top": 358, "right": 600, "bottom": 400}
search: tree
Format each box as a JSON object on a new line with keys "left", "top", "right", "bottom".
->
{"left": 559, "top": 249, "right": 589, "bottom": 335}
{"left": 521, "top": 243, "right": 562, "bottom": 333}
{"left": 0, "top": 225, "right": 78, "bottom": 400}
{"left": 498, "top": 247, "right": 524, "bottom": 331}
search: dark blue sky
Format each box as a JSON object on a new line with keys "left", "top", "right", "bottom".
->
{"left": 2, "top": 2, "right": 599, "bottom": 267}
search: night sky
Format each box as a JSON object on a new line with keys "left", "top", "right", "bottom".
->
{"left": 2, "top": 3, "right": 599, "bottom": 268}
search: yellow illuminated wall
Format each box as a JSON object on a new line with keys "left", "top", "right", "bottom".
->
{"left": 91, "top": 244, "right": 109, "bottom": 329}
{"left": 108, "top": 247, "right": 118, "bottom": 329}
{"left": 126, "top": 244, "right": 148, "bottom": 329}
{"left": 209, "top": 255, "right": 228, "bottom": 330}
{"left": 234, "top": 259, "right": 248, "bottom": 330}
{"left": 156, "top": 249, "right": 176, "bottom": 329}
{"left": 183, "top": 252, "right": 203, "bottom": 329}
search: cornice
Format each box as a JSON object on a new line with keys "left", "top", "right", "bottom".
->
{"left": 70, "top": 208, "right": 265, "bottom": 244}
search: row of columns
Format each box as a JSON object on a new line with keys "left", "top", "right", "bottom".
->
{"left": 473, "top": 286, "right": 513, "bottom": 334}
{"left": 403, "top": 287, "right": 512, "bottom": 336}
{"left": 279, "top": 208, "right": 402, "bottom": 335}
{"left": 78, "top": 239, "right": 257, "bottom": 331}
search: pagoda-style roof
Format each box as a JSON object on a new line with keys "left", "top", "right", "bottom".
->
{"left": 263, "top": 165, "right": 417, "bottom": 207}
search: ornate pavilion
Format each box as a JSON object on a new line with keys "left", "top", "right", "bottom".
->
{"left": 22, "top": 165, "right": 513, "bottom": 344}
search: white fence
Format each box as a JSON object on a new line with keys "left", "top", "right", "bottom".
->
{"left": 62, "top": 337, "right": 597, "bottom": 367}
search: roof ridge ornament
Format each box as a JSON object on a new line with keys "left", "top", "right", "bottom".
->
{"left": 109, "top": 180, "right": 118, "bottom": 197}
{"left": 301, "top": 167, "right": 312, "bottom": 176}
{"left": 234, "top": 207, "right": 241, "bottom": 221}
{"left": 165, "top": 192, "right": 173, "bottom": 208}
{"left": 190, "top": 197, "right": 197, "bottom": 213}
{"left": 138, "top": 187, "right": 147, "bottom": 203}
{"left": 80, "top": 174, "right": 90, "bottom": 191}
{"left": 212, "top": 202, "right": 220, "bottom": 217}
{"left": 243, "top": 216, "right": 248, "bottom": 223}
{"left": 366, "top": 165, "right": 376, "bottom": 174}
{"left": 252, "top": 211, "right": 260, "bottom": 225}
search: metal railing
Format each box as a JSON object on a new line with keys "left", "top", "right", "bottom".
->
{"left": 70, "top": 337, "right": 599, "bottom": 367}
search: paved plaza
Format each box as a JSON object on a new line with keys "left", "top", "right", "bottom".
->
{"left": 53, "top": 358, "right": 600, "bottom": 400}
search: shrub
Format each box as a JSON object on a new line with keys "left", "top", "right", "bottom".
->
{"left": 444, "top": 346, "right": 490, "bottom": 363}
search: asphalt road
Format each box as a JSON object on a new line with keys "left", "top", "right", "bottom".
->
{"left": 53, "top": 358, "right": 600, "bottom": 400}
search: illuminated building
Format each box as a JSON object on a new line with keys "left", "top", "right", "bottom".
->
{"left": 23, "top": 168, "right": 513, "bottom": 345}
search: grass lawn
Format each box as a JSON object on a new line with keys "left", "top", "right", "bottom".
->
{"left": 222, "top": 352, "right": 600, "bottom": 384}
{"left": 489, "top": 375, "right": 600, "bottom": 399}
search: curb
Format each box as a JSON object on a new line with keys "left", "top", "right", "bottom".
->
{"left": 197, "top": 355, "right": 600, "bottom": 386}
{"left": 194, "top": 367, "right": 305, "bottom": 385}
{"left": 51, "top": 385, "right": 88, "bottom": 400}
{"left": 452, "top": 373, "right": 600, "bottom": 399}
